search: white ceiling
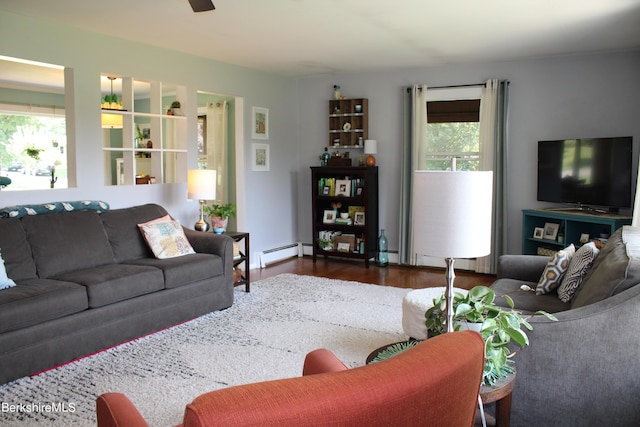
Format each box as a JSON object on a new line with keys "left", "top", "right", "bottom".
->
{"left": 1, "top": 0, "right": 640, "bottom": 79}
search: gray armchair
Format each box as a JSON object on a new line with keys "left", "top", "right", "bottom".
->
{"left": 492, "top": 253, "right": 640, "bottom": 427}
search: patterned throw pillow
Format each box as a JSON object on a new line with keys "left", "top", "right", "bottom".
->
{"left": 557, "top": 242, "right": 599, "bottom": 302}
{"left": 138, "top": 216, "right": 195, "bottom": 259}
{"left": 536, "top": 244, "right": 575, "bottom": 294}
{"left": 0, "top": 249, "right": 16, "bottom": 290}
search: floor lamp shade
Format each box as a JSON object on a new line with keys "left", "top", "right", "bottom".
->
{"left": 413, "top": 171, "right": 493, "bottom": 259}
{"left": 187, "top": 169, "right": 217, "bottom": 201}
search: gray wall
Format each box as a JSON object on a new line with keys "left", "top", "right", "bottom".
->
{"left": 2, "top": 8, "right": 638, "bottom": 259}
{"left": 296, "top": 51, "right": 640, "bottom": 255}
{"left": 0, "top": 10, "right": 300, "bottom": 260}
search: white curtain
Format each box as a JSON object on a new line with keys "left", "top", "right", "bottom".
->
{"left": 205, "top": 101, "right": 229, "bottom": 202}
{"left": 399, "top": 84, "right": 428, "bottom": 265}
{"left": 476, "top": 79, "right": 509, "bottom": 274}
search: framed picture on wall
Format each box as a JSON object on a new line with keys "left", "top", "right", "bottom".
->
{"left": 251, "top": 143, "right": 270, "bottom": 171}
{"left": 252, "top": 106, "right": 269, "bottom": 140}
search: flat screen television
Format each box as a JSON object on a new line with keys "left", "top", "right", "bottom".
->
{"left": 537, "top": 136, "right": 633, "bottom": 212}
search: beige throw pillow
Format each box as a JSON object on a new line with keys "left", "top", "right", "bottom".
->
{"left": 138, "top": 215, "right": 195, "bottom": 259}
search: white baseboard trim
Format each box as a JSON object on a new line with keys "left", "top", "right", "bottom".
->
{"left": 262, "top": 243, "right": 476, "bottom": 272}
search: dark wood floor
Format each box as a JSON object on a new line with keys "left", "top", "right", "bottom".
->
{"left": 252, "top": 256, "right": 496, "bottom": 290}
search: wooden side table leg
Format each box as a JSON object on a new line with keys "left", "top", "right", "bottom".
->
{"left": 494, "top": 392, "right": 512, "bottom": 427}
{"left": 244, "top": 234, "right": 250, "bottom": 292}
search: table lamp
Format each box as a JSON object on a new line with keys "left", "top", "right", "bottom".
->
{"left": 413, "top": 170, "right": 493, "bottom": 332}
{"left": 364, "top": 139, "right": 377, "bottom": 166}
{"left": 187, "top": 169, "right": 217, "bottom": 232}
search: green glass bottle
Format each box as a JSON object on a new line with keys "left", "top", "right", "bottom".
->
{"left": 377, "top": 229, "right": 389, "bottom": 267}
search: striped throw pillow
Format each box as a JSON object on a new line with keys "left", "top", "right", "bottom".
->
{"left": 558, "top": 242, "right": 599, "bottom": 302}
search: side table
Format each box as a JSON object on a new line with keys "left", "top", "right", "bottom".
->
{"left": 478, "top": 371, "right": 516, "bottom": 427}
{"left": 224, "top": 231, "right": 250, "bottom": 292}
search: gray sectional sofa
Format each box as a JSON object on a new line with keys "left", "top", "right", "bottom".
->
{"left": 0, "top": 202, "right": 233, "bottom": 385}
{"left": 491, "top": 225, "right": 640, "bottom": 427}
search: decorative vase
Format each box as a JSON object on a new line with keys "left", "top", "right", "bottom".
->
{"left": 377, "top": 229, "right": 388, "bottom": 267}
{"left": 211, "top": 216, "right": 228, "bottom": 234}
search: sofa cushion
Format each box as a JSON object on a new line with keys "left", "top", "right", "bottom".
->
{"left": 557, "top": 242, "right": 599, "bottom": 303}
{"left": 536, "top": 244, "right": 575, "bottom": 295}
{"left": 0, "top": 279, "right": 88, "bottom": 334}
{"left": 138, "top": 216, "right": 195, "bottom": 259}
{"left": 572, "top": 226, "right": 640, "bottom": 308}
{"left": 0, "top": 218, "right": 38, "bottom": 280}
{"left": 22, "top": 210, "right": 116, "bottom": 278}
{"left": 0, "top": 250, "right": 16, "bottom": 290}
{"left": 125, "top": 253, "right": 223, "bottom": 289}
{"left": 100, "top": 204, "right": 169, "bottom": 262}
{"left": 492, "top": 278, "right": 571, "bottom": 314}
{"left": 55, "top": 264, "right": 164, "bottom": 308}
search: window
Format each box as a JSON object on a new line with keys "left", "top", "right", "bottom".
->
{"left": 0, "top": 56, "right": 68, "bottom": 191}
{"left": 425, "top": 95, "right": 481, "bottom": 171}
{"left": 0, "top": 106, "right": 67, "bottom": 190}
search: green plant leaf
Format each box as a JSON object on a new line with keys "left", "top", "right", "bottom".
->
{"left": 505, "top": 327, "right": 529, "bottom": 348}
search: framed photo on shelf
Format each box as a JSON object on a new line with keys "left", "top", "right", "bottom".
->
{"left": 355, "top": 187, "right": 363, "bottom": 196}
{"left": 533, "top": 227, "right": 544, "bottom": 239}
{"left": 543, "top": 223, "right": 560, "bottom": 241}
{"left": 354, "top": 212, "right": 365, "bottom": 225}
{"left": 322, "top": 186, "right": 331, "bottom": 196}
{"left": 323, "top": 210, "right": 336, "bottom": 224}
{"left": 335, "top": 179, "right": 351, "bottom": 197}
{"left": 251, "top": 106, "right": 269, "bottom": 140}
{"left": 251, "top": 143, "right": 269, "bottom": 171}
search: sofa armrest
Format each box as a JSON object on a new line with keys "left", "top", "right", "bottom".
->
{"left": 96, "top": 393, "right": 149, "bottom": 427}
{"left": 302, "top": 348, "right": 348, "bottom": 376}
{"left": 183, "top": 228, "right": 232, "bottom": 258}
{"left": 183, "top": 229, "right": 234, "bottom": 278}
{"left": 496, "top": 254, "right": 548, "bottom": 282}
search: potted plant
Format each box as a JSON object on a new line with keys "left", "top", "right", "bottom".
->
{"left": 170, "top": 101, "right": 182, "bottom": 116}
{"left": 425, "top": 286, "right": 557, "bottom": 386}
{"left": 203, "top": 203, "right": 236, "bottom": 234}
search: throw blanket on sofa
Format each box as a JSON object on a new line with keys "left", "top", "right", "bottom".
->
{"left": 0, "top": 200, "right": 109, "bottom": 218}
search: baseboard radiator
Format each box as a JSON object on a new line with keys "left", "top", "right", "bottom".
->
{"left": 258, "top": 243, "right": 303, "bottom": 268}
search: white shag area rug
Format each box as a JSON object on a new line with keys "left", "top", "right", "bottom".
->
{"left": 0, "top": 274, "right": 410, "bottom": 426}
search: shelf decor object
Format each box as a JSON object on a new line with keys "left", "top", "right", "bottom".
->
{"left": 187, "top": 169, "right": 217, "bottom": 232}
{"left": 364, "top": 139, "right": 377, "bottom": 166}
{"left": 413, "top": 170, "right": 493, "bottom": 332}
{"left": 101, "top": 76, "right": 123, "bottom": 129}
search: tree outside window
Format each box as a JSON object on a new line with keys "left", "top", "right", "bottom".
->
{"left": 0, "top": 110, "right": 67, "bottom": 190}
{"left": 425, "top": 99, "right": 480, "bottom": 171}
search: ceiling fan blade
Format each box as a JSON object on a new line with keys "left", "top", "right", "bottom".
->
{"left": 189, "top": 0, "right": 215, "bottom": 12}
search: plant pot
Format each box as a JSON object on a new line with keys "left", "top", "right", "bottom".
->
{"left": 211, "top": 216, "right": 228, "bottom": 234}
{"left": 455, "top": 321, "right": 483, "bottom": 333}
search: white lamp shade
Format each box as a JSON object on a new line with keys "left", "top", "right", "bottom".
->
{"left": 187, "top": 169, "right": 217, "bottom": 200}
{"left": 364, "top": 139, "right": 377, "bottom": 155}
{"left": 413, "top": 171, "right": 493, "bottom": 259}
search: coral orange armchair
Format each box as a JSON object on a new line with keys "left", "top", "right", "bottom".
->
{"left": 97, "top": 330, "right": 483, "bottom": 427}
